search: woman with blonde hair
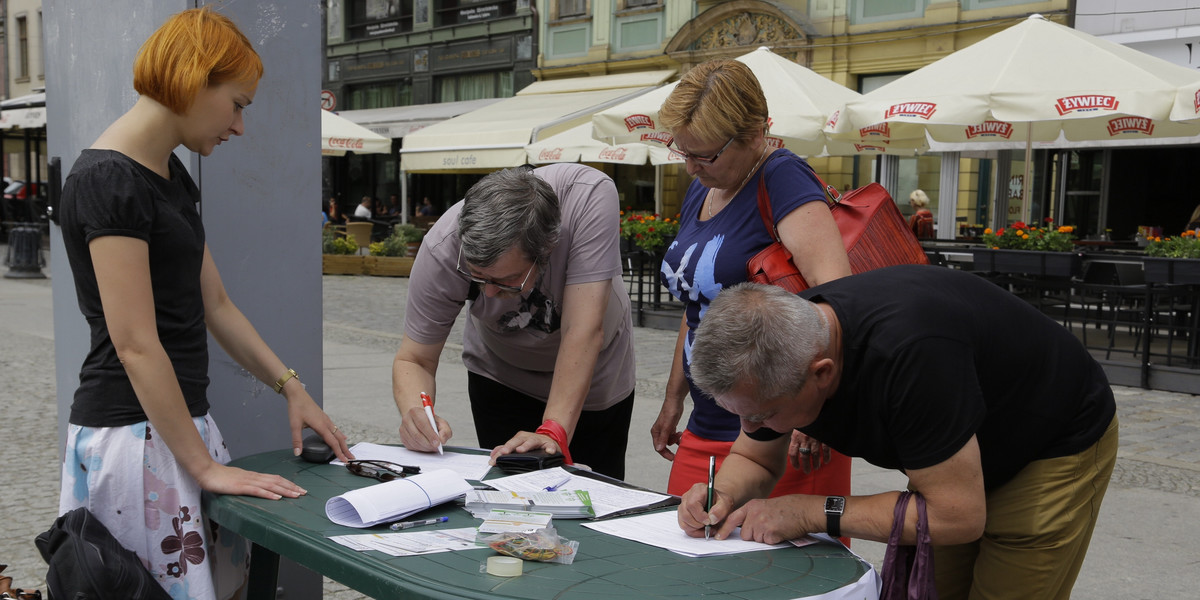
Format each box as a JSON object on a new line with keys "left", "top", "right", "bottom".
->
{"left": 651, "top": 58, "right": 852, "bottom": 512}
{"left": 909, "top": 189, "right": 935, "bottom": 239}
{"left": 57, "top": 7, "right": 352, "bottom": 598}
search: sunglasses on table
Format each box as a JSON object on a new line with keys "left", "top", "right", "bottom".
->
{"left": 346, "top": 460, "right": 421, "bottom": 482}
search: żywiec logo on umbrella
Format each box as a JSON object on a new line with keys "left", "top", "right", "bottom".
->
{"left": 1106, "top": 116, "right": 1155, "bottom": 136}
{"left": 884, "top": 102, "right": 937, "bottom": 119}
{"left": 858, "top": 123, "right": 892, "bottom": 139}
{"left": 641, "top": 131, "right": 672, "bottom": 145}
{"left": 624, "top": 115, "right": 655, "bottom": 132}
{"left": 1055, "top": 95, "right": 1118, "bottom": 115}
{"left": 1194, "top": 89, "right": 1200, "bottom": 114}
{"left": 965, "top": 121, "right": 1014, "bottom": 139}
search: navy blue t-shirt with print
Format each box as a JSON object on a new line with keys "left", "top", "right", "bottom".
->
{"left": 59, "top": 150, "right": 211, "bottom": 427}
{"left": 659, "top": 149, "right": 827, "bottom": 441}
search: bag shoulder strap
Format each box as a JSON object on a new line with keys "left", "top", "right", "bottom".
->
{"left": 754, "top": 151, "right": 841, "bottom": 240}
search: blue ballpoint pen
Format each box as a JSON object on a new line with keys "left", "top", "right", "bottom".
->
{"left": 389, "top": 516, "right": 448, "bottom": 531}
{"left": 544, "top": 474, "right": 572, "bottom": 492}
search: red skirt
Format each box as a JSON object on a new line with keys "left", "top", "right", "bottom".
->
{"left": 667, "top": 429, "right": 852, "bottom": 545}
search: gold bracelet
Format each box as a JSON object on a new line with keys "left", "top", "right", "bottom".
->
{"left": 272, "top": 368, "right": 298, "bottom": 394}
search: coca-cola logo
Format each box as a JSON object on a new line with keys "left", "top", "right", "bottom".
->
{"left": 1055, "top": 95, "right": 1118, "bottom": 115}
{"left": 964, "top": 121, "right": 1014, "bottom": 139}
{"left": 537, "top": 148, "right": 564, "bottom": 161}
{"left": 1106, "top": 116, "right": 1154, "bottom": 136}
{"left": 884, "top": 102, "right": 936, "bottom": 119}
{"left": 597, "top": 147, "right": 628, "bottom": 160}
{"left": 326, "top": 137, "right": 365, "bottom": 149}
{"left": 624, "top": 115, "right": 654, "bottom": 131}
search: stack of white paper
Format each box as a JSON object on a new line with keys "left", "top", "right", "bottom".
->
{"left": 325, "top": 469, "right": 470, "bottom": 528}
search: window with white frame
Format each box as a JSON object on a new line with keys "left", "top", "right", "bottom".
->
{"left": 559, "top": 0, "right": 586, "bottom": 18}
{"left": 16, "top": 15, "right": 29, "bottom": 80}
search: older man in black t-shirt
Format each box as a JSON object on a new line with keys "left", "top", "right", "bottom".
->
{"left": 679, "top": 266, "right": 1117, "bottom": 600}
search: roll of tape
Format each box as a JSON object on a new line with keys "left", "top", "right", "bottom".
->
{"left": 487, "top": 555, "right": 523, "bottom": 577}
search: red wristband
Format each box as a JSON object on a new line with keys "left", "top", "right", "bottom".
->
{"left": 535, "top": 419, "right": 573, "bottom": 465}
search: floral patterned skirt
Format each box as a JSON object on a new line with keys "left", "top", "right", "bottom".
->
{"left": 59, "top": 414, "right": 249, "bottom": 600}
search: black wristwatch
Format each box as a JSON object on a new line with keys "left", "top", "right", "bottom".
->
{"left": 824, "top": 496, "right": 845, "bottom": 538}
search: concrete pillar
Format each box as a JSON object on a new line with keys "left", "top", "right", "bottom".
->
{"left": 45, "top": 2, "right": 322, "bottom": 598}
{"left": 938, "top": 152, "right": 960, "bottom": 239}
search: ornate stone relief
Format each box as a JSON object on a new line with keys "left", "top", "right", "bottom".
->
{"left": 692, "top": 12, "right": 803, "bottom": 50}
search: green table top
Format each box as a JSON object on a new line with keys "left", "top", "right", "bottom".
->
{"left": 205, "top": 448, "right": 872, "bottom": 599}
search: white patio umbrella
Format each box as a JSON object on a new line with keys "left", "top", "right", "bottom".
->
{"left": 321, "top": 109, "right": 392, "bottom": 156}
{"left": 526, "top": 122, "right": 682, "bottom": 165}
{"left": 592, "top": 46, "right": 925, "bottom": 156}
{"left": 824, "top": 14, "right": 1200, "bottom": 219}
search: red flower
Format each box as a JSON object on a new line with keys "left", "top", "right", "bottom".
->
{"left": 1012, "top": 221, "right": 1028, "bottom": 230}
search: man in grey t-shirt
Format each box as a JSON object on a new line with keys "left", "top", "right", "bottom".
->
{"left": 393, "top": 164, "right": 636, "bottom": 479}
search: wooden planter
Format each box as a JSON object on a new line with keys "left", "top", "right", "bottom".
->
{"left": 364, "top": 255, "right": 415, "bottom": 277}
{"left": 322, "top": 254, "right": 365, "bottom": 275}
{"left": 1142, "top": 257, "right": 1200, "bottom": 284}
{"left": 971, "top": 249, "right": 1081, "bottom": 277}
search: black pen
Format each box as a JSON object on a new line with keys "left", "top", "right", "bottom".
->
{"left": 705, "top": 455, "right": 715, "bottom": 540}
{"left": 389, "top": 516, "right": 448, "bottom": 531}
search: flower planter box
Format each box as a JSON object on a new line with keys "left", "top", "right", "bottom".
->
{"left": 971, "top": 249, "right": 1081, "bottom": 277}
{"left": 1142, "top": 257, "right": 1200, "bottom": 284}
{"left": 322, "top": 254, "right": 365, "bottom": 275}
{"left": 364, "top": 256, "right": 415, "bottom": 277}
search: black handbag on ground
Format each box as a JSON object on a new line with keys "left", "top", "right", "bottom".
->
{"left": 35, "top": 507, "right": 172, "bottom": 600}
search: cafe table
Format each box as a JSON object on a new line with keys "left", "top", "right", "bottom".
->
{"left": 204, "top": 448, "right": 876, "bottom": 600}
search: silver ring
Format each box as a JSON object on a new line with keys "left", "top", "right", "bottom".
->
{"left": 797, "top": 447, "right": 812, "bottom": 455}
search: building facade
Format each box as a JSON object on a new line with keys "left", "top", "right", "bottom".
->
{"left": 535, "top": 0, "right": 1079, "bottom": 234}
{"left": 322, "top": 0, "right": 537, "bottom": 215}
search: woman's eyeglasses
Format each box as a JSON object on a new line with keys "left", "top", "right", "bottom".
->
{"left": 456, "top": 245, "right": 535, "bottom": 294}
{"left": 346, "top": 460, "right": 421, "bottom": 482}
{"left": 667, "top": 136, "right": 735, "bottom": 165}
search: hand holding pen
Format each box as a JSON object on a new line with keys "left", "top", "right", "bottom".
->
{"left": 420, "top": 392, "right": 443, "bottom": 455}
{"left": 705, "top": 455, "right": 715, "bottom": 540}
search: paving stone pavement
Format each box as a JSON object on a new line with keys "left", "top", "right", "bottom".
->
{"left": 3, "top": 255, "right": 1200, "bottom": 599}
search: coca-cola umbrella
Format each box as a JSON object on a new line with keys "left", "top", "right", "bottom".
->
{"left": 592, "top": 46, "right": 926, "bottom": 156}
{"left": 321, "top": 109, "right": 391, "bottom": 156}
{"left": 526, "top": 122, "right": 682, "bottom": 166}
{"left": 824, "top": 14, "right": 1200, "bottom": 219}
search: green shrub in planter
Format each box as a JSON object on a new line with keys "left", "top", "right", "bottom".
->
{"left": 370, "top": 228, "right": 408, "bottom": 257}
{"left": 323, "top": 229, "right": 357, "bottom": 255}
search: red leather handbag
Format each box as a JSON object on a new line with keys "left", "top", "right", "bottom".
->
{"left": 747, "top": 162, "right": 928, "bottom": 293}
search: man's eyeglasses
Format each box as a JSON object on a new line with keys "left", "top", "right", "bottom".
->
{"left": 346, "top": 460, "right": 421, "bottom": 482}
{"left": 667, "top": 136, "right": 735, "bottom": 165}
{"left": 456, "top": 245, "right": 535, "bottom": 294}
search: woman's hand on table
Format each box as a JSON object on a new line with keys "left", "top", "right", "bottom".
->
{"left": 195, "top": 462, "right": 308, "bottom": 500}
{"left": 489, "top": 431, "right": 558, "bottom": 464}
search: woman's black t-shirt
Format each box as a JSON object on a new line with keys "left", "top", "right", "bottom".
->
{"left": 59, "top": 149, "right": 210, "bottom": 427}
